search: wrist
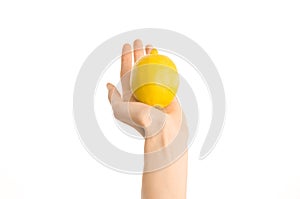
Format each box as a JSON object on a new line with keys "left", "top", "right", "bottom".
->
{"left": 143, "top": 125, "right": 188, "bottom": 170}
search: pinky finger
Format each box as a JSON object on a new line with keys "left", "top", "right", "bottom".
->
{"left": 145, "top": 44, "right": 153, "bottom": 54}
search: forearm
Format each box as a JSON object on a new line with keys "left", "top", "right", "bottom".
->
{"left": 142, "top": 129, "right": 188, "bottom": 199}
{"left": 142, "top": 152, "right": 188, "bottom": 199}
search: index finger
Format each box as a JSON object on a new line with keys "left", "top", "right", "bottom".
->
{"left": 120, "top": 43, "right": 132, "bottom": 77}
{"left": 120, "top": 43, "right": 133, "bottom": 100}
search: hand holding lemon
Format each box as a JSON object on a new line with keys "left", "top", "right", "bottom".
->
{"left": 106, "top": 39, "right": 188, "bottom": 198}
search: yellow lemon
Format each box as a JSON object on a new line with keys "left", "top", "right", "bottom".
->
{"left": 130, "top": 49, "right": 179, "bottom": 108}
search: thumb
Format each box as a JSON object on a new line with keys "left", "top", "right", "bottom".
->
{"left": 106, "top": 83, "right": 122, "bottom": 105}
{"left": 106, "top": 83, "right": 166, "bottom": 138}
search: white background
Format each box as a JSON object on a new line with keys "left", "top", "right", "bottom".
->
{"left": 0, "top": 0, "right": 300, "bottom": 198}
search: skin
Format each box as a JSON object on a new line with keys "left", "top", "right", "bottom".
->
{"left": 107, "top": 39, "right": 188, "bottom": 199}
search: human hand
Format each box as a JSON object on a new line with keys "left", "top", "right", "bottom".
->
{"left": 106, "top": 39, "right": 188, "bottom": 153}
{"left": 106, "top": 39, "right": 188, "bottom": 199}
